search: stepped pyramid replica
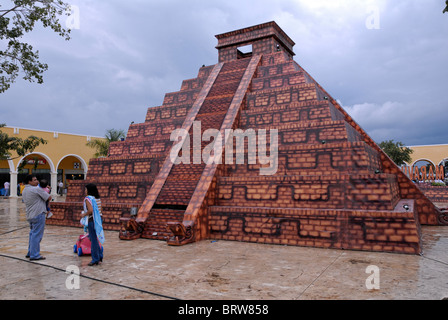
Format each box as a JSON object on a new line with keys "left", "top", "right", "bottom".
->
{"left": 50, "top": 22, "right": 448, "bottom": 254}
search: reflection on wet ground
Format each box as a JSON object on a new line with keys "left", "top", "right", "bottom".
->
{"left": 0, "top": 197, "right": 447, "bottom": 300}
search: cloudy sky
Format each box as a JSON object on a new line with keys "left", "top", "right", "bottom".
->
{"left": 1, "top": 0, "right": 447, "bottom": 146}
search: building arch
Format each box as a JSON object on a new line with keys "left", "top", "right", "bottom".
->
{"left": 8, "top": 152, "right": 58, "bottom": 197}
{"left": 56, "top": 154, "right": 88, "bottom": 175}
{"left": 438, "top": 158, "right": 448, "bottom": 178}
{"left": 16, "top": 152, "right": 56, "bottom": 173}
{"left": 15, "top": 152, "right": 56, "bottom": 173}
{"left": 411, "top": 158, "right": 436, "bottom": 169}
{"left": 56, "top": 155, "right": 88, "bottom": 194}
{"left": 438, "top": 158, "right": 448, "bottom": 166}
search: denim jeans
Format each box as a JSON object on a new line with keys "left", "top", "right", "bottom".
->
{"left": 88, "top": 220, "right": 103, "bottom": 263}
{"left": 27, "top": 213, "right": 46, "bottom": 259}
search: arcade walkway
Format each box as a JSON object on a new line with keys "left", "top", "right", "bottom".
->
{"left": 0, "top": 197, "right": 447, "bottom": 300}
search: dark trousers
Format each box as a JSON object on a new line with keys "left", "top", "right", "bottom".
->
{"left": 88, "top": 220, "right": 103, "bottom": 263}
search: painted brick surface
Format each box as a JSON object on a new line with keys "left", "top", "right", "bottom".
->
{"left": 48, "top": 21, "right": 448, "bottom": 254}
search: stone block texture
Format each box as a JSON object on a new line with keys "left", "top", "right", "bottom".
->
{"left": 48, "top": 21, "right": 448, "bottom": 254}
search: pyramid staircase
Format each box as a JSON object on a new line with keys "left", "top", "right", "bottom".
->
{"left": 50, "top": 22, "right": 447, "bottom": 254}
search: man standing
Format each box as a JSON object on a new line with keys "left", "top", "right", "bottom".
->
{"left": 22, "top": 175, "right": 51, "bottom": 261}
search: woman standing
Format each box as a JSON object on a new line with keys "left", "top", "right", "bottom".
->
{"left": 80, "top": 183, "right": 105, "bottom": 266}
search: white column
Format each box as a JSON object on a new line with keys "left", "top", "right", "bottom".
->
{"left": 9, "top": 172, "right": 18, "bottom": 198}
{"left": 50, "top": 172, "right": 58, "bottom": 197}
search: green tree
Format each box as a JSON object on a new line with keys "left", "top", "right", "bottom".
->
{"left": 379, "top": 140, "right": 413, "bottom": 166}
{"left": 0, "top": 123, "right": 47, "bottom": 160}
{"left": 86, "top": 128, "right": 126, "bottom": 158}
{"left": 0, "top": 0, "right": 72, "bottom": 93}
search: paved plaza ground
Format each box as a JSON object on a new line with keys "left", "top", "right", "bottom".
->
{"left": 1, "top": 197, "right": 447, "bottom": 301}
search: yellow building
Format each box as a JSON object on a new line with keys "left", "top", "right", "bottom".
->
{"left": 0, "top": 126, "right": 105, "bottom": 198}
{"left": 407, "top": 144, "right": 448, "bottom": 168}
{"left": 396, "top": 144, "right": 448, "bottom": 182}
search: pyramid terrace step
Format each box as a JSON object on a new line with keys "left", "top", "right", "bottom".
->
{"left": 109, "top": 137, "right": 174, "bottom": 157}
{"left": 242, "top": 100, "right": 330, "bottom": 115}
{"left": 225, "top": 141, "right": 381, "bottom": 177}
{"left": 253, "top": 119, "right": 345, "bottom": 131}
{"left": 83, "top": 175, "right": 156, "bottom": 184}
{"left": 208, "top": 204, "right": 420, "bottom": 254}
{"left": 217, "top": 172, "right": 396, "bottom": 182}
{"left": 67, "top": 187, "right": 153, "bottom": 204}
{"left": 220, "top": 120, "right": 362, "bottom": 148}
{"left": 145, "top": 103, "right": 193, "bottom": 122}
{"left": 246, "top": 83, "right": 325, "bottom": 109}
{"left": 114, "top": 132, "right": 174, "bottom": 143}
{"left": 87, "top": 163, "right": 160, "bottom": 179}
{"left": 180, "top": 77, "right": 208, "bottom": 91}
{"left": 254, "top": 120, "right": 363, "bottom": 145}
{"left": 125, "top": 120, "right": 185, "bottom": 141}
{"left": 88, "top": 154, "right": 164, "bottom": 164}
{"left": 174, "top": 65, "right": 214, "bottom": 85}
{"left": 241, "top": 100, "right": 345, "bottom": 127}
{"left": 251, "top": 71, "right": 309, "bottom": 91}
{"left": 147, "top": 105, "right": 189, "bottom": 119}
{"left": 177, "top": 65, "right": 214, "bottom": 92}
{"left": 50, "top": 201, "right": 147, "bottom": 231}
{"left": 217, "top": 173, "right": 400, "bottom": 211}
{"left": 256, "top": 60, "right": 302, "bottom": 78}
{"left": 162, "top": 88, "right": 201, "bottom": 106}
{"left": 209, "top": 203, "right": 417, "bottom": 219}
{"left": 247, "top": 82, "right": 318, "bottom": 95}
{"left": 220, "top": 139, "right": 372, "bottom": 152}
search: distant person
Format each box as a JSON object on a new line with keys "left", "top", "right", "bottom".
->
{"left": 80, "top": 183, "right": 104, "bottom": 266}
{"left": 22, "top": 174, "right": 51, "bottom": 261}
{"left": 4, "top": 181, "right": 10, "bottom": 197}
{"left": 39, "top": 179, "right": 53, "bottom": 219}
{"left": 19, "top": 182, "right": 25, "bottom": 196}
{"left": 58, "top": 180, "right": 64, "bottom": 196}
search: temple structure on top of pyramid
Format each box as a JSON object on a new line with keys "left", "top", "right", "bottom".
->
{"left": 49, "top": 22, "right": 448, "bottom": 254}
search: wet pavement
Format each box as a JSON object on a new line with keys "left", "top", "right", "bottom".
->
{"left": 1, "top": 197, "right": 448, "bottom": 300}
